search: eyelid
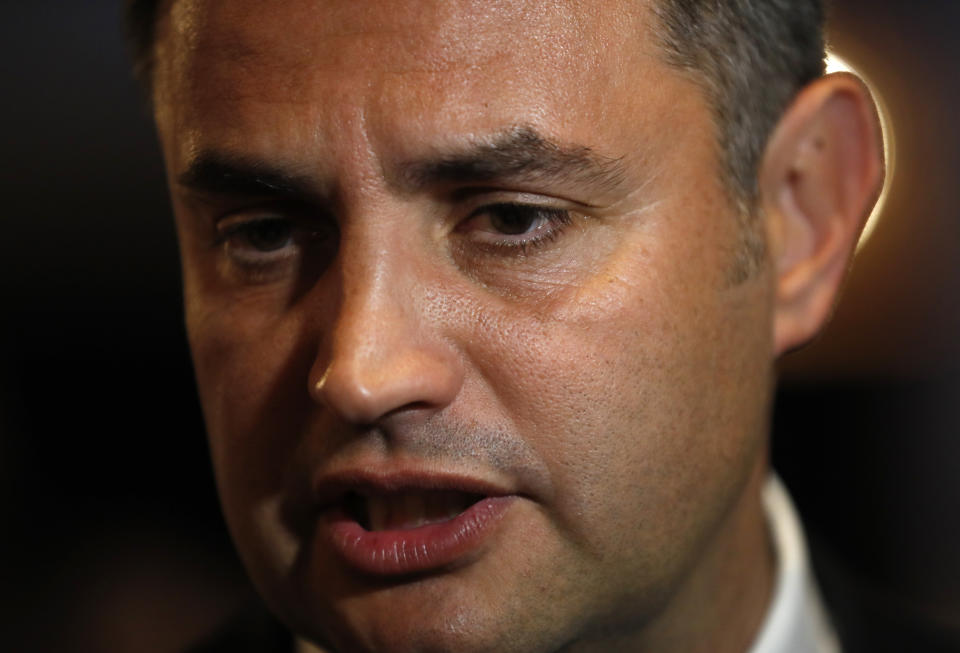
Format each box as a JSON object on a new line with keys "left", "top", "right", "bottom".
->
{"left": 452, "top": 191, "right": 578, "bottom": 230}
{"left": 214, "top": 212, "right": 288, "bottom": 244}
{"left": 209, "top": 209, "right": 307, "bottom": 281}
{"left": 216, "top": 218, "right": 297, "bottom": 268}
{"left": 211, "top": 199, "right": 338, "bottom": 245}
{"left": 454, "top": 203, "right": 575, "bottom": 259}
{"left": 213, "top": 200, "right": 299, "bottom": 231}
{"left": 455, "top": 190, "right": 575, "bottom": 212}
{"left": 450, "top": 182, "right": 605, "bottom": 209}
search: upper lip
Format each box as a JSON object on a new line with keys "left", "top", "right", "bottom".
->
{"left": 312, "top": 467, "right": 513, "bottom": 511}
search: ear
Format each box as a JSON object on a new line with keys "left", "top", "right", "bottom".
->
{"left": 761, "top": 72, "right": 885, "bottom": 356}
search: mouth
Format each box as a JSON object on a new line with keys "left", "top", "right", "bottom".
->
{"left": 315, "top": 473, "right": 515, "bottom": 576}
{"left": 343, "top": 489, "right": 485, "bottom": 532}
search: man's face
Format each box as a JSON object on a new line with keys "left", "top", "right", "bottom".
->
{"left": 155, "top": 1, "right": 776, "bottom": 650}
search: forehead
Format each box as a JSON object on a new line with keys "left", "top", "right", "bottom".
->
{"left": 153, "top": 0, "right": 693, "bottom": 170}
{"left": 158, "top": 0, "right": 650, "bottom": 85}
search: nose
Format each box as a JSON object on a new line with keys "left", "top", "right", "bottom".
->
{"left": 308, "top": 237, "right": 464, "bottom": 426}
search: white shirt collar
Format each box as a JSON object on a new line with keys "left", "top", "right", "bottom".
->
{"left": 748, "top": 475, "right": 841, "bottom": 653}
{"left": 297, "top": 475, "right": 840, "bottom": 653}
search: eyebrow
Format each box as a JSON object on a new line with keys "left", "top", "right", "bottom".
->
{"left": 176, "top": 154, "right": 320, "bottom": 202}
{"left": 176, "top": 126, "right": 627, "bottom": 203}
{"left": 395, "top": 126, "right": 627, "bottom": 196}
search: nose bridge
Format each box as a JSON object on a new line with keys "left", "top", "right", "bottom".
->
{"left": 310, "top": 214, "right": 462, "bottom": 425}
{"left": 339, "top": 220, "right": 409, "bottom": 313}
{"left": 335, "top": 227, "right": 412, "bottom": 361}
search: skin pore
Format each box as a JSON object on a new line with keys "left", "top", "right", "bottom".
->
{"left": 151, "top": 0, "right": 882, "bottom": 651}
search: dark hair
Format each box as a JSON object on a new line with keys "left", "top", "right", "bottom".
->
{"left": 654, "top": 0, "right": 825, "bottom": 206}
{"left": 125, "top": 0, "right": 824, "bottom": 207}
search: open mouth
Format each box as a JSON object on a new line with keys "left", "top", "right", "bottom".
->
{"left": 317, "top": 477, "right": 516, "bottom": 575}
{"left": 342, "top": 490, "right": 485, "bottom": 532}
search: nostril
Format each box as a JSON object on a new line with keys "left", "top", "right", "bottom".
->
{"left": 309, "top": 345, "right": 464, "bottom": 425}
{"left": 311, "top": 363, "right": 386, "bottom": 424}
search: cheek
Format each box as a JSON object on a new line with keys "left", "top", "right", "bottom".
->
{"left": 177, "top": 206, "right": 316, "bottom": 475}
{"left": 187, "top": 296, "right": 313, "bottom": 522}
{"left": 187, "top": 301, "right": 328, "bottom": 606}
{"left": 456, "top": 227, "right": 773, "bottom": 549}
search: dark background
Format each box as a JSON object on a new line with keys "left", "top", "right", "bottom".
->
{"left": 2, "top": 1, "right": 958, "bottom": 651}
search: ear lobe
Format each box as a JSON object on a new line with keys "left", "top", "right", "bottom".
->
{"left": 762, "top": 72, "right": 885, "bottom": 356}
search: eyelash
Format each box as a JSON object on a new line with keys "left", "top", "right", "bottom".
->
{"left": 212, "top": 213, "right": 326, "bottom": 284}
{"left": 209, "top": 200, "right": 575, "bottom": 282}
{"left": 457, "top": 202, "right": 574, "bottom": 256}
{"left": 215, "top": 215, "right": 292, "bottom": 250}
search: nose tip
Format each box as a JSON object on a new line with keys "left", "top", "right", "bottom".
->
{"left": 310, "top": 332, "right": 464, "bottom": 426}
{"left": 307, "top": 219, "right": 464, "bottom": 426}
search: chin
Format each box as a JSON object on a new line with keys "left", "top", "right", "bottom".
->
{"left": 264, "top": 557, "right": 576, "bottom": 653}
{"left": 294, "top": 599, "right": 548, "bottom": 653}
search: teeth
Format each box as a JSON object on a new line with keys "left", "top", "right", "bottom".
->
{"left": 358, "top": 491, "right": 481, "bottom": 531}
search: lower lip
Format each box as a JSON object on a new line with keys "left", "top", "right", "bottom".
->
{"left": 324, "top": 496, "right": 514, "bottom": 576}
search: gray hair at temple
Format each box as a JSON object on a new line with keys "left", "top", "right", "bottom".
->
{"left": 124, "top": 0, "right": 825, "bottom": 208}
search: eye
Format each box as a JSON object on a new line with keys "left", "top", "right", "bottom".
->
{"left": 457, "top": 203, "right": 572, "bottom": 252}
{"left": 221, "top": 217, "right": 294, "bottom": 254}
{"left": 215, "top": 215, "right": 299, "bottom": 266}
{"left": 213, "top": 211, "right": 337, "bottom": 282}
